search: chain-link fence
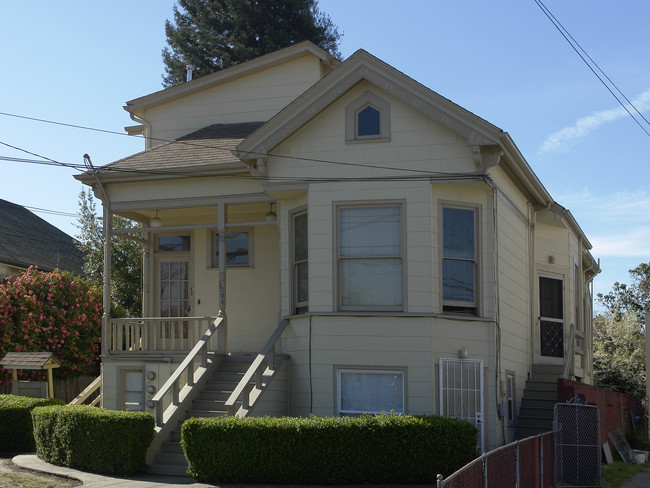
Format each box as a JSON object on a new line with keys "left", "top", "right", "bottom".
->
{"left": 437, "top": 431, "right": 555, "bottom": 488}
{"left": 554, "top": 402, "right": 601, "bottom": 487}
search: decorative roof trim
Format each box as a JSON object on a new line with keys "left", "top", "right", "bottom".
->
{"left": 235, "top": 49, "right": 503, "bottom": 160}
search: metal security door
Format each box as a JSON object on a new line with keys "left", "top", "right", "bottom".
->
{"left": 440, "top": 358, "right": 484, "bottom": 452}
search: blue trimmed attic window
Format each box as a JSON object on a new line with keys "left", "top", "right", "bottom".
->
{"left": 357, "top": 105, "right": 381, "bottom": 137}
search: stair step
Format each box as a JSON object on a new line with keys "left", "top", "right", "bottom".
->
{"left": 154, "top": 451, "right": 188, "bottom": 466}
{"left": 521, "top": 398, "right": 557, "bottom": 410}
{"left": 517, "top": 415, "right": 554, "bottom": 429}
{"left": 148, "top": 463, "right": 189, "bottom": 477}
{"left": 161, "top": 441, "right": 184, "bottom": 454}
{"left": 525, "top": 380, "right": 557, "bottom": 390}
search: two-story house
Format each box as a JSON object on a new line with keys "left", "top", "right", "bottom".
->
{"left": 76, "top": 41, "right": 599, "bottom": 475}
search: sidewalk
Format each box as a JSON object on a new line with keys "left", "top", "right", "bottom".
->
{"left": 618, "top": 466, "right": 650, "bottom": 488}
{"left": 13, "top": 454, "right": 213, "bottom": 488}
{"left": 13, "top": 454, "right": 430, "bottom": 488}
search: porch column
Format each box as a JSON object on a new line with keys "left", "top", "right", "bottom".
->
{"left": 217, "top": 203, "right": 226, "bottom": 314}
{"left": 102, "top": 206, "right": 112, "bottom": 356}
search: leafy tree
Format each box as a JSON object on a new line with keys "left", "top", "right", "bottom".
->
{"left": 162, "top": 0, "right": 342, "bottom": 87}
{"left": 75, "top": 189, "right": 142, "bottom": 318}
{"left": 598, "top": 262, "right": 650, "bottom": 324}
{"left": 0, "top": 268, "right": 102, "bottom": 386}
{"left": 592, "top": 312, "right": 646, "bottom": 398}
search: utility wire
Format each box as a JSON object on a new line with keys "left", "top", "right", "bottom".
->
{"left": 534, "top": 0, "right": 650, "bottom": 137}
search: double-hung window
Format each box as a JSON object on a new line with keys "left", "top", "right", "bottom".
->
{"left": 338, "top": 204, "right": 403, "bottom": 310}
{"left": 442, "top": 206, "right": 478, "bottom": 314}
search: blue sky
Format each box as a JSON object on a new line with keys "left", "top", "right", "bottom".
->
{"left": 1, "top": 1, "right": 649, "bottom": 312}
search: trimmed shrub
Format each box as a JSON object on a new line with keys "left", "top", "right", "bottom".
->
{"left": 32, "top": 405, "right": 154, "bottom": 476}
{"left": 0, "top": 394, "right": 64, "bottom": 452}
{"left": 182, "top": 414, "right": 478, "bottom": 484}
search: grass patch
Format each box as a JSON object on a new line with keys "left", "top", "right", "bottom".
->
{"left": 601, "top": 460, "right": 649, "bottom": 487}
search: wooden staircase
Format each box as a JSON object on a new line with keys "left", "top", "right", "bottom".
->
{"left": 515, "top": 364, "right": 562, "bottom": 439}
{"left": 148, "top": 354, "right": 255, "bottom": 476}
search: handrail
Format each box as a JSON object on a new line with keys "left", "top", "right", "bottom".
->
{"left": 224, "top": 318, "right": 289, "bottom": 415}
{"left": 563, "top": 323, "right": 575, "bottom": 379}
{"left": 68, "top": 376, "right": 101, "bottom": 406}
{"left": 151, "top": 314, "right": 226, "bottom": 427}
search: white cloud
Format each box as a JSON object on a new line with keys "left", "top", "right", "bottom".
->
{"left": 538, "top": 88, "right": 650, "bottom": 153}
{"left": 555, "top": 189, "right": 650, "bottom": 257}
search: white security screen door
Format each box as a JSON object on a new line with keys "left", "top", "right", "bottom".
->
{"left": 440, "top": 358, "right": 484, "bottom": 452}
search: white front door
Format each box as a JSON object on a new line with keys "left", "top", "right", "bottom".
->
{"left": 440, "top": 358, "right": 484, "bottom": 452}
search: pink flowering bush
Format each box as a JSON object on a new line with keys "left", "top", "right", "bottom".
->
{"left": 0, "top": 267, "right": 102, "bottom": 387}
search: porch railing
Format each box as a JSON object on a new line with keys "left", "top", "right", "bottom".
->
{"left": 108, "top": 316, "right": 218, "bottom": 355}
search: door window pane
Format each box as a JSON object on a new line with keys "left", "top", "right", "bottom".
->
{"left": 158, "top": 235, "right": 190, "bottom": 252}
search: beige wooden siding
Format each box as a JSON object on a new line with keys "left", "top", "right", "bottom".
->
{"left": 267, "top": 80, "right": 476, "bottom": 182}
{"left": 145, "top": 55, "right": 326, "bottom": 144}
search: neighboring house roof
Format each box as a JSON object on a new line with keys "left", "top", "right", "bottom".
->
{"left": 0, "top": 199, "right": 85, "bottom": 276}
{"left": 82, "top": 122, "right": 264, "bottom": 183}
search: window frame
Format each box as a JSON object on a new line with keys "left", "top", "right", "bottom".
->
{"left": 336, "top": 202, "right": 405, "bottom": 312}
{"left": 440, "top": 203, "right": 480, "bottom": 315}
{"left": 345, "top": 91, "right": 391, "bottom": 142}
{"left": 335, "top": 367, "right": 407, "bottom": 416}
{"left": 291, "top": 208, "right": 308, "bottom": 315}
{"left": 211, "top": 228, "right": 253, "bottom": 268}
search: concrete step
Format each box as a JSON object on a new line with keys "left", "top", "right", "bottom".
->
{"left": 525, "top": 380, "right": 557, "bottom": 391}
{"left": 519, "top": 406, "right": 555, "bottom": 419}
{"left": 515, "top": 425, "right": 554, "bottom": 440}
{"left": 522, "top": 389, "right": 558, "bottom": 402}
{"left": 521, "top": 398, "right": 557, "bottom": 411}
{"left": 148, "top": 462, "right": 189, "bottom": 477}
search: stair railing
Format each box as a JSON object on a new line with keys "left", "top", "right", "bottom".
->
{"left": 68, "top": 376, "right": 101, "bottom": 406}
{"left": 225, "top": 317, "right": 289, "bottom": 416}
{"left": 151, "top": 313, "right": 227, "bottom": 428}
{"left": 563, "top": 323, "right": 575, "bottom": 379}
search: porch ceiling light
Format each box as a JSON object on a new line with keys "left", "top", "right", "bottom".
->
{"left": 150, "top": 210, "right": 163, "bottom": 228}
{"left": 265, "top": 202, "right": 277, "bottom": 222}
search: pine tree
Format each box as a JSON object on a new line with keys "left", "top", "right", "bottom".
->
{"left": 75, "top": 189, "right": 142, "bottom": 317}
{"left": 162, "top": 0, "right": 341, "bottom": 87}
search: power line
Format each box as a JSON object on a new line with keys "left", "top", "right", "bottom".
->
{"left": 534, "top": 0, "right": 650, "bottom": 137}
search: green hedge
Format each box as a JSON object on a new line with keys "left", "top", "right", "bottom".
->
{"left": 182, "top": 414, "right": 478, "bottom": 484}
{"left": 32, "top": 405, "right": 154, "bottom": 476}
{"left": 0, "top": 394, "right": 64, "bottom": 452}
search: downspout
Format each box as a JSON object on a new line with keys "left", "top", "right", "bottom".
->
{"left": 127, "top": 111, "right": 153, "bottom": 150}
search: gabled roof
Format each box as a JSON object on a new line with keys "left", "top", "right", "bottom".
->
{"left": 236, "top": 48, "right": 504, "bottom": 161}
{"left": 77, "top": 122, "right": 264, "bottom": 184}
{"left": 0, "top": 199, "right": 85, "bottom": 275}
{"left": 124, "top": 41, "right": 340, "bottom": 118}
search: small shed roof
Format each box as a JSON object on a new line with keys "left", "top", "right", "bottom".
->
{"left": 0, "top": 352, "right": 61, "bottom": 370}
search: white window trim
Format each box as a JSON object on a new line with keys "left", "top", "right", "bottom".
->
{"left": 210, "top": 227, "right": 254, "bottom": 268}
{"left": 335, "top": 367, "right": 407, "bottom": 416}
{"left": 345, "top": 91, "right": 391, "bottom": 142}
{"left": 335, "top": 201, "right": 405, "bottom": 312}
{"left": 440, "top": 203, "right": 480, "bottom": 315}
